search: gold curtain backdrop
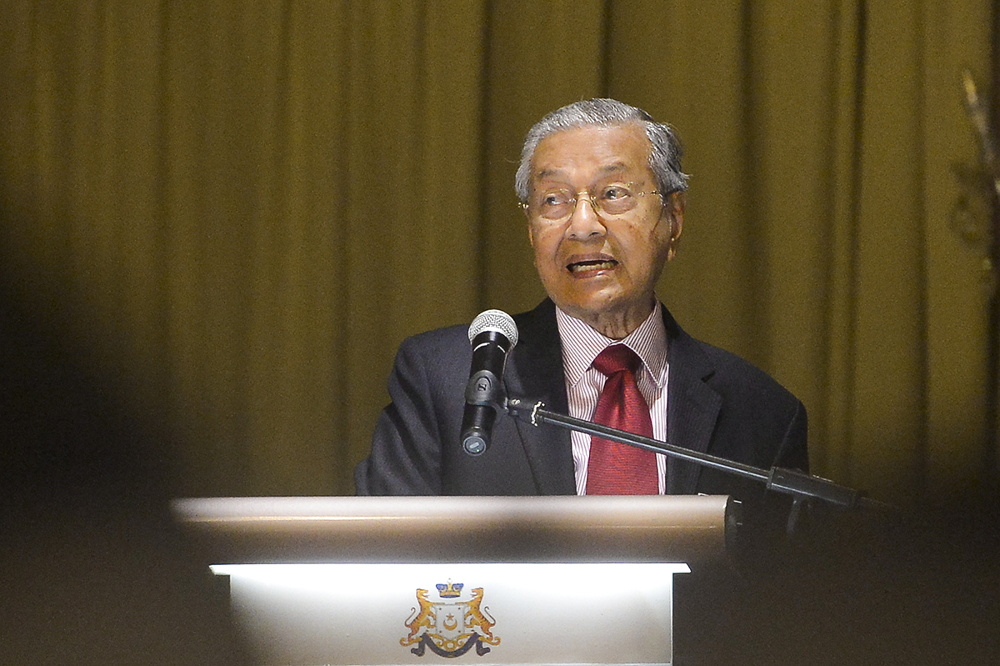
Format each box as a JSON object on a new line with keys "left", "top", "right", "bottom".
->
{"left": 1, "top": 1, "right": 994, "bottom": 504}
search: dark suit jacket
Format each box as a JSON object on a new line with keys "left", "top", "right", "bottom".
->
{"left": 355, "top": 299, "right": 807, "bottom": 503}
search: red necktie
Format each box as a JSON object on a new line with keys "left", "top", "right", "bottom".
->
{"left": 585, "top": 345, "right": 658, "bottom": 495}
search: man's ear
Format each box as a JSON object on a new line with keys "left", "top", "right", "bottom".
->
{"left": 666, "top": 191, "right": 685, "bottom": 260}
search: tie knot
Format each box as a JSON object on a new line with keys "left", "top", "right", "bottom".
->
{"left": 592, "top": 344, "right": 642, "bottom": 377}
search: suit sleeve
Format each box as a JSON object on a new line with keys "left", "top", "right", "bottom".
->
{"left": 354, "top": 332, "right": 464, "bottom": 495}
{"left": 732, "top": 395, "right": 809, "bottom": 541}
{"left": 774, "top": 398, "right": 809, "bottom": 473}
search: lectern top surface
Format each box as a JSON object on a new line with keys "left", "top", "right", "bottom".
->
{"left": 173, "top": 495, "right": 735, "bottom": 565}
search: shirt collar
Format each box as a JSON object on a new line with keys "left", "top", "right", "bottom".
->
{"left": 555, "top": 303, "right": 669, "bottom": 388}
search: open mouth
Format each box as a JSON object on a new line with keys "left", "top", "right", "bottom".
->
{"left": 567, "top": 259, "right": 618, "bottom": 273}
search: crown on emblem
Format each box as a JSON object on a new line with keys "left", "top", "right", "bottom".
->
{"left": 436, "top": 581, "right": 463, "bottom": 598}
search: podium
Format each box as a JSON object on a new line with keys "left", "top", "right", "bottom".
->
{"left": 173, "top": 496, "right": 736, "bottom": 666}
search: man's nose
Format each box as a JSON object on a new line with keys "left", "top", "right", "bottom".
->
{"left": 565, "top": 195, "right": 606, "bottom": 239}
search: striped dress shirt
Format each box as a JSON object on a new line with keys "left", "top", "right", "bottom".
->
{"left": 555, "top": 304, "right": 670, "bottom": 495}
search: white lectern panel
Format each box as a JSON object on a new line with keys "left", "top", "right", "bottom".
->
{"left": 213, "top": 562, "right": 687, "bottom": 666}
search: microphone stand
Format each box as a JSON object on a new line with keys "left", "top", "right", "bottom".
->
{"left": 504, "top": 396, "right": 895, "bottom": 533}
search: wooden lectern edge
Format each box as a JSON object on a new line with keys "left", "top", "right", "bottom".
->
{"left": 172, "top": 495, "right": 736, "bottom": 567}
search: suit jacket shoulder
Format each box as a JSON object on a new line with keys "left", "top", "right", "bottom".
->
{"left": 354, "top": 301, "right": 576, "bottom": 495}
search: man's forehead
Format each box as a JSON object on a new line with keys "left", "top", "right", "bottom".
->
{"left": 529, "top": 124, "right": 651, "bottom": 183}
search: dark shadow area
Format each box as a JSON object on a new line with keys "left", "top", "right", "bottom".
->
{"left": 0, "top": 200, "right": 254, "bottom": 665}
{"left": 675, "top": 496, "right": 1000, "bottom": 666}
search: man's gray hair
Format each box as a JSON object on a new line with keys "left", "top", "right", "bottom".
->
{"left": 514, "top": 98, "right": 689, "bottom": 204}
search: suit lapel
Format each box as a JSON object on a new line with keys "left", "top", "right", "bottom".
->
{"left": 504, "top": 300, "right": 576, "bottom": 495}
{"left": 663, "top": 308, "right": 722, "bottom": 495}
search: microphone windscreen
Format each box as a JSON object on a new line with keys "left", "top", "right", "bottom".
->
{"left": 467, "top": 309, "right": 518, "bottom": 348}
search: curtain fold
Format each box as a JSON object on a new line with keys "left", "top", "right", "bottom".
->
{"left": 0, "top": 0, "right": 993, "bottom": 504}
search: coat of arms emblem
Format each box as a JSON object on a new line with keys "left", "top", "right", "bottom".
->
{"left": 401, "top": 581, "right": 500, "bottom": 658}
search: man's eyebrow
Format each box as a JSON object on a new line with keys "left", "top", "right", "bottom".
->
{"left": 598, "top": 162, "right": 630, "bottom": 175}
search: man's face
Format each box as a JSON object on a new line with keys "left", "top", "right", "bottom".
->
{"left": 525, "top": 123, "right": 684, "bottom": 337}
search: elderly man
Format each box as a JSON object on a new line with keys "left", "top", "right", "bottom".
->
{"left": 355, "top": 99, "right": 807, "bottom": 502}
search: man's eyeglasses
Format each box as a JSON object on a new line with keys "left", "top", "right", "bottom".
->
{"left": 522, "top": 183, "right": 662, "bottom": 221}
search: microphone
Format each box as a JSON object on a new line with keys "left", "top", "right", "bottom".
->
{"left": 460, "top": 309, "right": 518, "bottom": 456}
